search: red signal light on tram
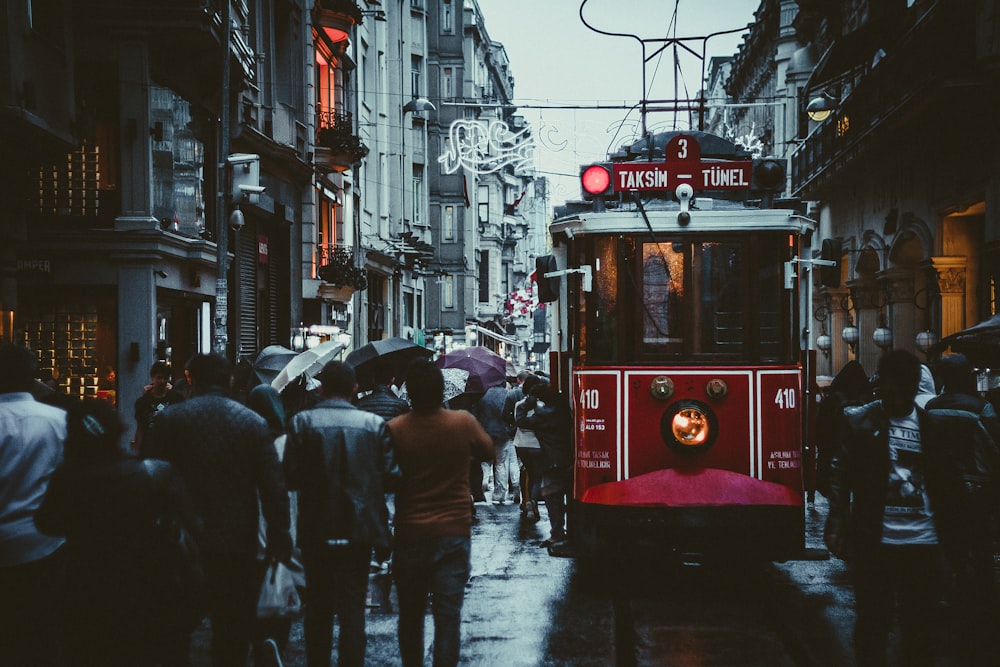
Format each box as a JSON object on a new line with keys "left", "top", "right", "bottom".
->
{"left": 580, "top": 164, "right": 613, "bottom": 198}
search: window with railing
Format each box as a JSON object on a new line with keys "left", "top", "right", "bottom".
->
{"left": 314, "top": 193, "right": 343, "bottom": 279}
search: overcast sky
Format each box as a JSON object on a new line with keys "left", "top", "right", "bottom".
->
{"left": 475, "top": 0, "right": 761, "bottom": 204}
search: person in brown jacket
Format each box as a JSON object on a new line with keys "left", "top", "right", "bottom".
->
{"left": 387, "top": 359, "right": 493, "bottom": 667}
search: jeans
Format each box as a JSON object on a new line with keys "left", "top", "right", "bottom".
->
{"left": 394, "top": 536, "right": 471, "bottom": 667}
{"left": 302, "top": 543, "right": 371, "bottom": 667}
{"left": 492, "top": 439, "right": 519, "bottom": 502}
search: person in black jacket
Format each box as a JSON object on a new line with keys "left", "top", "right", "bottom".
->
{"left": 356, "top": 362, "right": 410, "bottom": 421}
{"left": 815, "top": 360, "right": 873, "bottom": 500}
{"left": 825, "top": 350, "right": 966, "bottom": 667}
{"left": 145, "top": 353, "right": 291, "bottom": 667}
{"left": 925, "top": 353, "right": 1000, "bottom": 665}
{"left": 36, "top": 398, "right": 202, "bottom": 666}
{"left": 515, "top": 380, "right": 573, "bottom": 547}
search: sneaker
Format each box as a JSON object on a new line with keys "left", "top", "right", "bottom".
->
{"left": 540, "top": 535, "right": 567, "bottom": 548}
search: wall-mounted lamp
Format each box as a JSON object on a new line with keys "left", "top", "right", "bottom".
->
{"left": 361, "top": 9, "right": 386, "bottom": 21}
{"left": 814, "top": 301, "right": 832, "bottom": 358}
{"left": 915, "top": 329, "right": 940, "bottom": 355}
{"left": 806, "top": 92, "right": 838, "bottom": 122}
{"left": 842, "top": 324, "right": 859, "bottom": 355}
{"left": 403, "top": 97, "right": 436, "bottom": 114}
{"left": 913, "top": 286, "right": 939, "bottom": 357}
{"left": 873, "top": 325, "right": 893, "bottom": 350}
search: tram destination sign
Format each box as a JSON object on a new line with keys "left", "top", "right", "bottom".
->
{"left": 611, "top": 159, "right": 752, "bottom": 192}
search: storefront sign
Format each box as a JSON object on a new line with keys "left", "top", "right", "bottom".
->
{"left": 258, "top": 235, "right": 269, "bottom": 265}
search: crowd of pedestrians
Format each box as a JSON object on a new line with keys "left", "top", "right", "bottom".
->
{"left": 7, "top": 334, "right": 1000, "bottom": 667}
{"left": 0, "top": 340, "right": 572, "bottom": 667}
{"left": 820, "top": 349, "right": 1000, "bottom": 667}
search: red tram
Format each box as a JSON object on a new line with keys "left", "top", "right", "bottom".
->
{"left": 537, "top": 131, "right": 817, "bottom": 563}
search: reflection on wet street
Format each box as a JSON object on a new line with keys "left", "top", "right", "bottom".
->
{"left": 190, "top": 495, "right": 879, "bottom": 666}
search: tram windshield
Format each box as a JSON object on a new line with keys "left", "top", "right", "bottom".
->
{"left": 579, "top": 233, "right": 793, "bottom": 364}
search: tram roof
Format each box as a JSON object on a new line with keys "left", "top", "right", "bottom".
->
{"left": 551, "top": 202, "right": 812, "bottom": 238}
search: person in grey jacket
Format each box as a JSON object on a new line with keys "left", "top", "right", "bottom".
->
{"left": 285, "top": 360, "right": 399, "bottom": 667}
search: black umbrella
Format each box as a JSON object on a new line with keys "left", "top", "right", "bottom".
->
{"left": 345, "top": 337, "right": 433, "bottom": 388}
{"left": 935, "top": 314, "right": 1000, "bottom": 367}
{"left": 252, "top": 345, "right": 298, "bottom": 385}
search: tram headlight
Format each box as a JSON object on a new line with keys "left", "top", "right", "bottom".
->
{"left": 660, "top": 400, "right": 719, "bottom": 453}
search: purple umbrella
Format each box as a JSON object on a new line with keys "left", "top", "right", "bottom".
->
{"left": 435, "top": 346, "right": 508, "bottom": 395}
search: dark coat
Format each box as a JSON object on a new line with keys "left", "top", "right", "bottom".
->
{"left": 515, "top": 393, "right": 573, "bottom": 483}
{"left": 825, "top": 400, "right": 965, "bottom": 562}
{"left": 355, "top": 385, "right": 410, "bottom": 421}
{"left": 285, "top": 398, "right": 398, "bottom": 552}
{"left": 476, "top": 386, "right": 515, "bottom": 442}
{"left": 34, "top": 457, "right": 202, "bottom": 659}
{"left": 144, "top": 388, "right": 291, "bottom": 559}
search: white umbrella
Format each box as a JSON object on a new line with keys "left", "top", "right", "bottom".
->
{"left": 271, "top": 340, "right": 347, "bottom": 392}
{"left": 398, "top": 367, "right": 470, "bottom": 404}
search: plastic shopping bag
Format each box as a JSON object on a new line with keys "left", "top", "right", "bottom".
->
{"left": 257, "top": 561, "right": 303, "bottom": 619}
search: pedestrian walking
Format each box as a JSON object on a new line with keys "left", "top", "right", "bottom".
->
{"left": 133, "top": 360, "right": 185, "bottom": 453}
{"left": 509, "top": 373, "right": 544, "bottom": 520}
{"left": 925, "top": 353, "right": 1000, "bottom": 665}
{"left": 824, "top": 350, "right": 966, "bottom": 667}
{"left": 145, "top": 353, "right": 292, "bottom": 667}
{"left": 387, "top": 359, "right": 493, "bottom": 667}
{"left": 35, "top": 398, "right": 202, "bottom": 666}
{"left": 246, "top": 384, "right": 298, "bottom": 667}
{"left": 0, "top": 343, "right": 68, "bottom": 667}
{"left": 355, "top": 363, "right": 410, "bottom": 421}
{"left": 815, "top": 360, "right": 873, "bottom": 500}
{"left": 284, "top": 360, "right": 397, "bottom": 667}
{"left": 477, "top": 383, "right": 519, "bottom": 504}
{"left": 515, "top": 379, "right": 573, "bottom": 547}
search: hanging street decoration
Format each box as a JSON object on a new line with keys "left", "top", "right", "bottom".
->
{"left": 439, "top": 119, "right": 536, "bottom": 175}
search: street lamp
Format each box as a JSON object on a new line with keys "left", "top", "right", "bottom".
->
{"left": 400, "top": 97, "right": 435, "bottom": 231}
{"left": 842, "top": 324, "right": 859, "bottom": 355}
{"left": 806, "top": 92, "right": 838, "bottom": 122}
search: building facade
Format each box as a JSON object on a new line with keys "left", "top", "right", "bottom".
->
{"left": 1, "top": 0, "right": 544, "bottom": 434}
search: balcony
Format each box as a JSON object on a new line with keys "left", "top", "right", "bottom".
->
{"left": 313, "top": 0, "right": 362, "bottom": 44}
{"left": 791, "top": 6, "right": 964, "bottom": 198}
{"left": 314, "top": 111, "right": 368, "bottom": 173}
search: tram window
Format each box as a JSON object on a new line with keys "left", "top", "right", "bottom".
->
{"left": 583, "top": 237, "right": 619, "bottom": 362}
{"left": 641, "top": 243, "right": 684, "bottom": 348}
{"left": 756, "top": 241, "right": 787, "bottom": 360}
{"left": 695, "top": 241, "right": 744, "bottom": 354}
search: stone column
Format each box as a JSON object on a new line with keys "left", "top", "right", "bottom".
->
{"left": 878, "top": 268, "right": 916, "bottom": 355}
{"left": 849, "top": 280, "right": 881, "bottom": 376}
{"left": 115, "top": 42, "right": 157, "bottom": 230}
{"left": 118, "top": 262, "right": 157, "bottom": 444}
{"left": 929, "top": 257, "right": 967, "bottom": 339}
{"left": 823, "top": 287, "right": 851, "bottom": 376}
